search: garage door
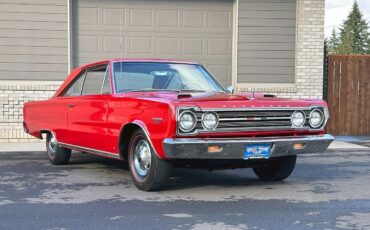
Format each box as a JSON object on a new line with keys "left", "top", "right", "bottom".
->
{"left": 72, "top": 0, "right": 233, "bottom": 86}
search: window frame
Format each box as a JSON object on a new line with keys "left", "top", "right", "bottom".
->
{"left": 60, "top": 70, "right": 87, "bottom": 97}
{"left": 60, "top": 64, "right": 109, "bottom": 97}
{"left": 100, "top": 66, "right": 112, "bottom": 95}
{"left": 111, "top": 61, "right": 226, "bottom": 94}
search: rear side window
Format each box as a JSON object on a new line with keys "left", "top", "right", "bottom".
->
{"left": 82, "top": 67, "right": 106, "bottom": 95}
{"left": 63, "top": 72, "right": 86, "bottom": 96}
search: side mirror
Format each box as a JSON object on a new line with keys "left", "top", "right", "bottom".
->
{"left": 226, "top": 86, "right": 234, "bottom": 94}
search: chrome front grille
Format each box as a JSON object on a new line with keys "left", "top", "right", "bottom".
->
{"left": 215, "top": 110, "right": 307, "bottom": 129}
{"left": 177, "top": 107, "right": 326, "bottom": 136}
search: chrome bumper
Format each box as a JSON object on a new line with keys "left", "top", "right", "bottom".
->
{"left": 163, "top": 134, "right": 334, "bottom": 159}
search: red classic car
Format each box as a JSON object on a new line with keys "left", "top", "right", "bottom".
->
{"left": 23, "top": 59, "right": 334, "bottom": 191}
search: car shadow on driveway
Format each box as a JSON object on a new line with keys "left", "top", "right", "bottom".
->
{"left": 67, "top": 152, "right": 297, "bottom": 191}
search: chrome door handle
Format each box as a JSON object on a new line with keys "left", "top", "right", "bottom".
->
{"left": 68, "top": 104, "right": 75, "bottom": 108}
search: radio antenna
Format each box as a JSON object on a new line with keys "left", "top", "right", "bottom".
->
{"left": 119, "top": 16, "right": 123, "bottom": 90}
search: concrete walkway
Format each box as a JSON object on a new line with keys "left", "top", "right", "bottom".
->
{"left": 0, "top": 139, "right": 367, "bottom": 152}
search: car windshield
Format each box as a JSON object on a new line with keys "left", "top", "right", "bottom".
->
{"left": 112, "top": 62, "right": 225, "bottom": 93}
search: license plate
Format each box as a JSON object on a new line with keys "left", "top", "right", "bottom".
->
{"left": 244, "top": 144, "right": 272, "bottom": 159}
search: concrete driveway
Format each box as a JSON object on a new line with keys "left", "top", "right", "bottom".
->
{"left": 0, "top": 143, "right": 370, "bottom": 230}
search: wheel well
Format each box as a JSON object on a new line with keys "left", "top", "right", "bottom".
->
{"left": 39, "top": 130, "right": 51, "bottom": 139}
{"left": 118, "top": 124, "right": 142, "bottom": 160}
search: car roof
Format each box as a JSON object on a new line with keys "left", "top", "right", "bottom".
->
{"left": 80, "top": 58, "right": 200, "bottom": 69}
{"left": 53, "top": 58, "right": 201, "bottom": 97}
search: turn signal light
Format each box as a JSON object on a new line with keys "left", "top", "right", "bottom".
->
{"left": 294, "top": 143, "right": 305, "bottom": 150}
{"left": 208, "top": 145, "right": 223, "bottom": 153}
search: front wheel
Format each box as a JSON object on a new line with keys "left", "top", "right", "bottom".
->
{"left": 253, "top": 155, "right": 297, "bottom": 181}
{"left": 128, "top": 130, "right": 172, "bottom": 191}
{"left": 46, "top": 132, "right": 71, "bottom": 165}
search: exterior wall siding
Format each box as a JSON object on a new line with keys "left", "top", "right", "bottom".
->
{"left": 0, "top": 0, "right": 68, "bottom": 80}
{"left": 237, "top": 0, "right": 325, "bottom": 99}
{"left": 0, "top": 0, "right": 325, "bottom": 142}
{"left": 237, "top": 0, "right": 297, "bottom": 84}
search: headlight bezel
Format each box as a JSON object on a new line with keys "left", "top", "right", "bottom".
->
{"left": 178, "top": 110, "right": 197, "bottom": 132}
{"left": 201, "top": 112, "right": 219, "bottom": 130}
{"left": 309, "top": 109, "right": 325, "bottom": 128}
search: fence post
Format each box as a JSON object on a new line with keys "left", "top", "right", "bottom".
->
{"left": 323, "top": 45, "right": 328, "bottom": 101}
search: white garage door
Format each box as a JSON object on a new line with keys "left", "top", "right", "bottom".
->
{"left": 72, "top": 0, "right": 233, "bottom": 86}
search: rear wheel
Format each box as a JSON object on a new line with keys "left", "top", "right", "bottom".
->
{"left": 128, "top": 130, "right": 172, "bottom": 191}
{"left": 253, "top": 155, "right": 297, "bottom": 181}
{"left": 46, "top": 132, "right": 71, "bottom": 165}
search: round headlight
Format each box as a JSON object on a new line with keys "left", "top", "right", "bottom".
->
{"left": 291, "top": 111, "right": 305, "bottom": 127}
{"left": 202, "top": 112, "right": 218, "bottom": 130}
{"left": 309, "top": 109, "right": 324, "bottom": 128}
{"left": 179, "top": 111, "right": 196, "bottom": 132}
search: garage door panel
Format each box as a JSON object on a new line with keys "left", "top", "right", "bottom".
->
{"left": 129, "top": 8, "right": 153, "bottom": 28}
{"left": 206, "top": 64, "right": 230, "bottom": 84}
{"left": 103, "top": 36, "right": 125, "bottom": 53}
{"left": 207, "top": 38, "right": 230, "bottom": 56}
{"left": 73, "top": 0, "right": 233, "bottom": 85}
{"left": 156, "top": 37, "right": 179, "bottom": 55}
{"left": 77, "top": 35, "right": 99, "bottom": 53}
{"left": 207, "top": 10, "right": 232, "bottom": 30}
{"left": 181, "top": 38, "right": 204, "bottom": 56}
{"left": 156, "top": 9, "right": 179, "bottom": 29}
{"left": 129, "top": 36, "right": 153, "bottom": 55}
{"left": 102, "top": 8, "right": 126, "bottom": 26}
{"left": 78, "top": 7, "right": 99, "bottom": 26}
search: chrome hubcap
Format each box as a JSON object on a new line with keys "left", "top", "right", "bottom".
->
{"left": 48, "top": 134, "right": 58, "bottom": 157}
{"left": 133, "top": 140, "right": 152, "bottom": 178}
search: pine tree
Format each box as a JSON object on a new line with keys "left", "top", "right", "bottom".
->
{"left": 327, "top": 28, "right": 340, "bottom": 53}
{"left": 337, "top": 27, "right": 355, "bottom": 54}
{"left": 338, "top": 1, "right": 370, "bottom": 54}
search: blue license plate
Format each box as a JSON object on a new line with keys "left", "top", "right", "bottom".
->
{"left": 244, "top": 144, "right": 272, "bottom": 159}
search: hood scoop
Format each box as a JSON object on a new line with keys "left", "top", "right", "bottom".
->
{"left": 177, "top": 93, "right": 192, "bottom": 99}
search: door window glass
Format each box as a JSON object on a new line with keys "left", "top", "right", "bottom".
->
{"left": 63, "top": 72, "right": 86, "bottom": 96}
{"left": 81, "top": 66, "right": 107, "bottom": 95}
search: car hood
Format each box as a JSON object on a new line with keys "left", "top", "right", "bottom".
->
{"left": 118, "top": 91, "right": 326, "bottom": 109}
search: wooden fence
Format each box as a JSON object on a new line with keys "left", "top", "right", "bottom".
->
{"left": 326, "top": 55, "right": 370, "bottom": 136}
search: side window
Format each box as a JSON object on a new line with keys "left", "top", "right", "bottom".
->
{"left": 63, "top": 72, "right": 86, "bottom": 97}
{"left": 81, "top": 66, "right": 106, "bottom": 95}
{"left": 101, "top": 68, "right": 111, "bottom": 94}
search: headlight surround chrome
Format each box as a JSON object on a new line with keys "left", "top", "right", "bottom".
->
{"left": 202, "top": 112, "right": 219, "bottom": 130}
{"left": 291, "top": 111, "right": 305, "bottom": 128}
{"left": 309, "top": 109, "right": 324, "bottom": 128}
{"left": 178, "top": 111, "right": 197, "bottom": 132}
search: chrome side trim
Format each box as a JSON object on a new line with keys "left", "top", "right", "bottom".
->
{"left": 59, "top": 142, "right": 122, "bottom": 160}
{"left": 131, "top": 121, "right": 163, "bottom": 159}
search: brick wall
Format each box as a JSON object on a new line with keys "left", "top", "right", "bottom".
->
{"left": 0, "top": 81, "right": 62, "bottom": 143}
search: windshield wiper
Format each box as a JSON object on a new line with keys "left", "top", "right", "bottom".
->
{"left": 124, "top": 89, "right": 179, "bottom": 93}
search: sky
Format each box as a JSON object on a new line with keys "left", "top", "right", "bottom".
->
{"left": 325, "top": 0, "right": 370, "bottom": 37}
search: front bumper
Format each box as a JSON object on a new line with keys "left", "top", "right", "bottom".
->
{"left": 163, "top": 134, "right": 334, "bottom": 159}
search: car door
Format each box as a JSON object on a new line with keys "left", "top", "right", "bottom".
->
{"left": 55, "top": 70, "right": 87, "bottom": 144}
{"left": 66, "top": 65, "right": 111, "bottom": 152}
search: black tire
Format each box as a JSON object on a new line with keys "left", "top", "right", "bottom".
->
{"left": 253, "top": 155, "right": 297, "bottom": 181}
{"left": 128, "top": 130, "right": 172, "bottom": 191}
{"left": 46, "top": 132, "right": 71, "bottom": 165}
